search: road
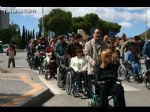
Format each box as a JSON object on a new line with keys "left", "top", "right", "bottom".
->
{"left": 0, "top": 52, "right": 150, "bottom": 106}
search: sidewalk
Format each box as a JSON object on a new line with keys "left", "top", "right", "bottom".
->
{"left": 0, "top": 70, "right": 51, "bottom": 107}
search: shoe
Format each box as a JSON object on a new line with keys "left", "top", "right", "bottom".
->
{"left": 81, "top": 95, "right": 88, "bottom": 99}
{"left": 74, "top": 93, "right": 80, "bottom": 97}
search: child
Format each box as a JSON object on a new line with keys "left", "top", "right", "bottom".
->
{"left": 70, "top": 47, "right": 88, "bottom": 97}
{"left": 7, "top": 44, "right": 16, "bottom": 68}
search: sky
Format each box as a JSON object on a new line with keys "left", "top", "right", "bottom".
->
{"left": 8, "top": 7, "right": 150, "bottom": 37}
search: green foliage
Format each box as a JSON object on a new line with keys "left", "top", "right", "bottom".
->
{"left": 39, "top": 9, "right": 121, "bottom": 36}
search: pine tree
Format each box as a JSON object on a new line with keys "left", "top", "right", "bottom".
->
{"left": 33, "top": 29, "right": 35, "bottom": 39}
{"left": 28, "top": 30, "right": 31, "bottom": 41}
{"left": 38, "top": 27, "right": 42, "bottom": 38}
{"left": 18, "top": 27, "right": 21, "bottom": 39}
{"left": 21, "top": 26, "right": 26, "bottom": 48}
{"left": 25, "top": 29, "right": 28, "bottom": 42}
{"left": 30, "top": 31, "right": 33, "bottom": 39}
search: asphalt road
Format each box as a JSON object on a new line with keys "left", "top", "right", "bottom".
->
{"left": 1, "top": 52, "right": 150, "bottom": 107}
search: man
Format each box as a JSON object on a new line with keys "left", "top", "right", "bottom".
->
{"left": 121, "top": 36, "right": 141, "bottom": 62}
{"left": 84, "top": 28, "right": 108, "bottom": 65}
{"left": 66, "top": 34, "right": 83, "bottom": 58}
{"left": 84, "top": 28, "right": 108, "bottom": 98}
{"left": 142, "top": 40, "right": 150, "bottom": 70}
{"left": 7, "top": 43, "right": 16, "bottom": 68}
{"left": 54, "top": 35, "right": 68, "bottom": 88}
{"left": 54, "top": 35, "right": 68, "bottom": 66}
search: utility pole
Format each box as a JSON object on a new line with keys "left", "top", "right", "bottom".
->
{"left": 145, "top": 7, "right": 148, "bottom": 41}
{"left": 11, "top": 21, "right": 13, "bottom": 42}
{"left": 42, "top": 7, "right": 44, "bottom": 38}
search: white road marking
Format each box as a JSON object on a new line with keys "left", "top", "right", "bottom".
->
{"left": 122, "top": 83, "right": 141, "bottom": 91}
{"left": 17, "top": 64, "right": 141, "bottom": 93}
{"left": 38, "top": 75, "right": 66, "bottom": 95}
{"left": 0, "top": 78, "right": 20, "bottom": 81}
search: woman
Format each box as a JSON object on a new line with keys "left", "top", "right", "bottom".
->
{"left": 94, "top": 49, "right": 126, "bottom": 107}
{"left": 103, "top": 35, "right": 111, "bottom": 47}
{"left": 70, "top": 47, "right": 88, "bottom": 95}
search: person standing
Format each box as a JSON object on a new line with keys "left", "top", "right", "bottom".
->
{"left": 84, "top": 28, "right": 108, "bottom": 65}
{"left": 7, "top": 44, "right": 16, "bottom": 68}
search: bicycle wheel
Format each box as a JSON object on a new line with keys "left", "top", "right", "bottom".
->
{"left": 127, "top": 69, "right": 136, "bottom": 83}
{"left": 117, "top": 64, "right": 127, "bottom": 81}
{"left": 143, "top": 69, "right": 150, "bottom": 89}
{"left": 66, "top": 71, "right": 72, "bottom": 95}
{"left": 57, "top": 67, "right": 63, "bottom": 88}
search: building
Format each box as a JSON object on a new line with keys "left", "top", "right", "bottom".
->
{"left": 0, "top": 10, "right": 9, "bottom": 40}
{"left": 0, "top": 10, "right": 9, "bottom": 30}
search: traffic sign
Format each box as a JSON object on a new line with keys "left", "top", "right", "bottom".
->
{"left": 109, "top": 31, "right": 115, "bottom": 38}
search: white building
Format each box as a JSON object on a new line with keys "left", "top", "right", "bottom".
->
{"left": 0, "top": 10, "right": 9, "bottom": 30}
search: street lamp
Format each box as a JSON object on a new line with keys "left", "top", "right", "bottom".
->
{"left": 42, "top": 7, "right": 44, "bottom": 37}
{"left": 11, "top": 21, "right": 14, "bottom": 42}
{"left": 145, "top": 7, "right": 148, "bottom": 41}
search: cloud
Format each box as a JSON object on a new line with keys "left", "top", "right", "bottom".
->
{"left": 11, "top": 7, "right": 150, "bottom": 29}
{"left": 13, "top": 7, "right": 145, "bottom": 21}
{"left": 119, "top": 21, "right": 133, "bottom": 28}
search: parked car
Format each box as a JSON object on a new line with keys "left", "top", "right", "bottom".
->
{"left": 3, "top": 44, "right": 9, "bottom": 53}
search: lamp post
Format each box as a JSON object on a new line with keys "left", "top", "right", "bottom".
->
{"left": 42, "top": 7, "right": 44, "bottom": 38}
{"left": 145, "top": 8, "right": 148, "bottom": 41}
{"left": 11, "top": 21, "right": 14, "bottom": 42}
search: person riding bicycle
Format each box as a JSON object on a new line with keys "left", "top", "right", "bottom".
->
{"left": 70, "top": 47, "right": 88, "bottom": 97}
{"left": 45, "top": 38, "right": 58, "bottom": 74}
{"left": 124, "top": 45, "right": 141, "bottom": 77}
{"left": 54, "top": 35, "right": 68, "bottom": 87}
{"left": 94, "top": 49, "right": 126, "bottom": 107}
{"left": 121, "top": 36, "right": 141, "bottom": 61}
{"left": 142, "top": 39, "right": 150, "bottom": 70}
{"left": 35, "top": 37, "right": 47, "bottom": 68}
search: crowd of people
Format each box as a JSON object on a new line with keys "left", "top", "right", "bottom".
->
{"left": 25, "top": 27, "right": 150, "bottom": 107}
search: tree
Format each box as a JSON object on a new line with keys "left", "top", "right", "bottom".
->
{"left": 21, "top": 26, "right": 26, "bottom": 49}
{"left": 39, "top": 9, "right": 72, "bottom": 35}
{"left": 38, "top": 8, "right": 121, "bottom": 37}
{"left": 25, "top": 29, "right": 28, "bottom": 42}
{"left": 32, "top": 29, "right": 35, "bottom": 39}
{"left": 72, "top": 17, "right": 87, "bottom": 33}
{"left": 38, "top": 27, "right": 42, "bottom": 38}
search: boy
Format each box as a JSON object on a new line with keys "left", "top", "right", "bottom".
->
{"left": 7, "top": 44, "right": 16, "bottom": 68}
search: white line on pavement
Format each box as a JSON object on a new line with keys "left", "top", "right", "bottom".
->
{"left": 38, "top": 75, "right": 66, "bottom": 95}
{"left": 17, "top": 65, "right": 141, "bottom": 92}
{"left": 122, "top": 83, "right": 141, "bottom": 91}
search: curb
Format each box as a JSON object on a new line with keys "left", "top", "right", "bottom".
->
{"left": 21, "top": 86, "right": 52, "bottom": 106}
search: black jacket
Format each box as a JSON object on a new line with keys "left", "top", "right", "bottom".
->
{"left": 94, "top": 63, "right": 118, "bottom": 84}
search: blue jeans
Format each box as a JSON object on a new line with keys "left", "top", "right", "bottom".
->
{"left": 132, "top": 62, "right": 140, "bottom": 76}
